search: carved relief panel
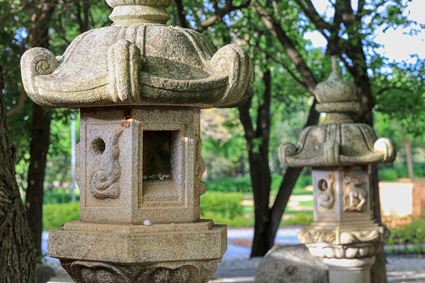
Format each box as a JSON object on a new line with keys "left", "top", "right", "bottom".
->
{"left": 313, "top": 170, "right": 338, "bottom": 222}
{"left": 342, "top": 167, "right": 371, "bottom": 217}
{"left": 78, "top": 112, "right": 135, "bottom": 223}
{"left": 343, "top": 175, "right": 368, "bottom": 212}
{"left": 312, "top": 167, "right": 372, "bottom": 223}
{"left": 78, "top": 108, "right": 201, "bottom": 224}
{"left": 89, "top": 130, "right": 123, "bottom": 200}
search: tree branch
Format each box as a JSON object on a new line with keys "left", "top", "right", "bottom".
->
{"left": 175, "top": 0, "right": 190, "bottom": 28}
{"left": 357, "top": 0, "right": 365, "bottom": 16}
{"left": 293, "top": 0, "right": 331, "bottom": 39}
{"left": 269, "top": 56, "right": 307, "bottom": 89}
{"left": 255, "top": 4, "right": 318, "bottom": 95}
{"left": 268, "top": 99, "right": 320, "bottom": 237}
{"left": 6, "top": 89, "right": 26, "bottom": 117}
{"left": 238, "top": 88, "right": 255, "bottom": 143}
{"left": 196, "top": 0, "right": 251, "bottom": 32}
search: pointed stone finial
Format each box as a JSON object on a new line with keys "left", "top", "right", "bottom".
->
{"left": 315, "top": 56, "right": 359, "bottom": 123}
{"left": 106, "top": 0, "right": 172, "bottom": 25}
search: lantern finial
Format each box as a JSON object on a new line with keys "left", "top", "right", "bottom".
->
{"left": 106, "top": 0, "right": 172, "bottom": 25}
{"left": 315, "top": 57, "right": 358, "bottom": 123}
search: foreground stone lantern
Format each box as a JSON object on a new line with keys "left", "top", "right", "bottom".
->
{"left": 279, "top": 58, "right": 395, "bottom": 283}
{"left": 21, "top": 1, "right": 251, "bottom": 282}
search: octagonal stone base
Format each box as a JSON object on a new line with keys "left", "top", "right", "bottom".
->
{"left": 60, "top": 259, "right": 220, "bottom": 283}
{"left": 49, "top": 220, "right": 226, "bottom": 283}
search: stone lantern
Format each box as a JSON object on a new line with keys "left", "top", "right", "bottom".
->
{"left": 21, "top": 1, "right": 251, "bottom": 282}
{"left": 279, "top": 58, "right": 395, "bottom": 283}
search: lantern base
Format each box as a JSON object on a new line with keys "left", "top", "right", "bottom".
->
{"left": 49, "top": 220, "right": 226, "bottom": 283}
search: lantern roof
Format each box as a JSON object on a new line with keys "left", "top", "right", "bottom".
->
{"left": 279, "top": 57, "right": 395, "bottom": 168}
{"left": 20, "top": 0, "right": 252, "bottom": 108}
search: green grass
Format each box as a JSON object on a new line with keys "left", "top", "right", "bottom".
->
{"left": 283, "top": 214, "right": 313, "bottom": 226}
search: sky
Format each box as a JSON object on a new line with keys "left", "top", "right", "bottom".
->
{"left": 304, "top": 0, "right": 425, "bottom": 62}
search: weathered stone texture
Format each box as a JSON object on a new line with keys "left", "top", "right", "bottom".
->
{"left": 255, "top": 245, "right": 328, "bottom": 283}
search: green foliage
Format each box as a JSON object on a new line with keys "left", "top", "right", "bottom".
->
{"left": 386, "top": 217, "right": 425, "bottom": 254}
{"left": 205, "top": 178, "right": 252, "bottom": 193}
{"left": 201, "top": 192, "right": 245, "bottom": 219}
{"left": 379, "top": 163, "right": 425, "bottom": 181}
{"left": 283, "top": 213, "right": 313, "bottom": 226}
{"left": 43, "top": 202, "right": 80, "bottom": 231}
{"left": 205, "top": 173, "right": 312, "bottom": 195}
{"left": 44, "top": 189, "right": 80, "bottom": 204}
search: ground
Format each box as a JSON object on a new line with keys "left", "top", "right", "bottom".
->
{"left": 44, "top": 227, "right": 425, "bottom": 283}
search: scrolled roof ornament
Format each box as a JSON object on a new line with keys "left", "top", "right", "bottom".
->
{"left": 279, "top": 57, "right": 396, "bottom": 168}
{"left": 20, "top": 1, "right": 252, "bottom": 109}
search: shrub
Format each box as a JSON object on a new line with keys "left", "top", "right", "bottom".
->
{"left": 205, "top": 174, "right": 313, "bottom": 195}
{"left": 386, "top": 217, "right": 425, "bottom": 254}
{"left": 44, "top": 188, "right": 80, "bottom": 204}
{"left": 43, "top": 202, "right": 80, "bottom": 230}
{"left": 205, "top": 178, "right": 252, "bottom": 193}
{"left": 201, "top": 192, "right": 244, "bottom": 219}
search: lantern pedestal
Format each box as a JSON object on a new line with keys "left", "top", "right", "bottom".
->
{"left": 49, "top": 221, "right": 226, "bottom": 282}
{"left": 324, "top": 257, "right": 375, "bottom": 283}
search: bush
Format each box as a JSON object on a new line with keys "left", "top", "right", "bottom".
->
{"left": 201, "top": 192, "right": 253, "bottom": 227}
{"left": 43, "top": 202, "right": 80, "bottom": 230}
{"left": 386, "top": 216, "right": 425, "bottom": 254}
{"left": 205, "top": 174, "right": 313, "bottom": 195}
{"left": 205, "top": 178, "right": 252, "bottom": 193}
{"left": 201, "top": 192, "right": 244, "bottom": 219}
{"left": 378, "top": 162, "right": 425, "bottom": 181}
{"left": 44, "top": 188, "right": 80, "bottom": 204}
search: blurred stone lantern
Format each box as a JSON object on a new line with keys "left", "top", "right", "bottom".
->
{"left": 21, "top": 1, "right": 251, "bottom": 282}
{"left": 279, "top": 58, "right": 395, "bottom": 283}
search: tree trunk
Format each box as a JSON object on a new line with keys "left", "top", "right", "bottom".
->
{"left": 0, "top": 67, "right": 36, "bottom": 282}
{"left": 238, "top": 70, "right": 273, "bottom": 257}
{"left": 249, "top": 100, "right": 320, "bottom": 256}
{"left": 25, "top": 0, "right": 56, "bottom": 260}
{"left": 405, "top": 141, "right": 414, "bottom": 180}
{"left": 25, "top": 104, "right": 51, "bottom": 259}
{"left": 239, "top": 69, "right": 320, "bottom": 256}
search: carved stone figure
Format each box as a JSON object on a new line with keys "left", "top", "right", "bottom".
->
{"left": 317, "top": 174, "right": 335, "bottom": 209}
{"left": 343, "top": 176, "right": 367, "bottom": 212}
{"left": 90, "top": 130, "right": 123, "bottom": 199}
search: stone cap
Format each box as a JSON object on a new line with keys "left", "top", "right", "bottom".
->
{"left": 315, "top": 57, "right": 359, "bottom": 124}
{"left": 279, "top": 58, "right": 396, "bottom": 167}
{"left": 20, "top": 2, "right": 252, "bottom": 109}
{"left": 106, "top": 0, "right": 173, "bottom": 25}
